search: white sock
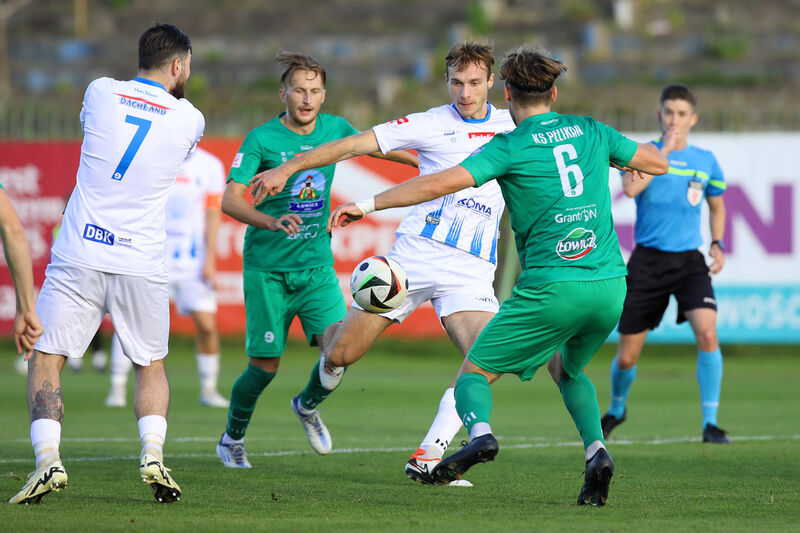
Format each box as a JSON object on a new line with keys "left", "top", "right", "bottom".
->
{"left": 197, "top": 353, "right": 220, "bottom": 391}
{"left": 31, "top": 419, "right": 62, "bottom": 468}
{"left": 419, "top": 388, "right": 462, "bottom": 457}
{"left": 110, "top": 373, "right": 128, "bottom": 388}
{"left": 585, "top": 440, "right": 606, "bottom": 462}
{"left": 221, "top": 432, "right": 243, "bottom": 445}
{"left": 138, "top": 415, "right": 167, "bottom": 460}
{"left": 469, "top": 422, "right": 492, "bottom": 441}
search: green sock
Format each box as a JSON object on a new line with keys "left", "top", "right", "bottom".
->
{"left": 225, "top": 364, "right": 276, "bottom": 440}
{"left": 299, "top": 359, "right": 347, "bottom": 410}
{"left": 558, "top": 373, "right": 604, "bottom": 450}
{"left": 454, "top": 372, "right": 493, "bottom": 433}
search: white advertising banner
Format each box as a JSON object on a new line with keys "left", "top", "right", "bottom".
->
{"left": 608, "top": 133, "right": 799, "bottom": 343}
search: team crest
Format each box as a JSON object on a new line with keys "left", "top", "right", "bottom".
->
{"left": 289, "top": 171, "right": 326, "bottom": 213}
{"left": 687, "top": 176, "right": 704, "bottom": 207}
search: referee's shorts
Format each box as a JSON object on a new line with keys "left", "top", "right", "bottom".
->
{"left": 618, "top": 245, "right": 717, "bottom": 334}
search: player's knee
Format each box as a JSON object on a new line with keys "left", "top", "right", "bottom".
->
{"left": 695, "top": 328, "right": 719, "bottom": 352}
{"left": 616, "top": 351, "right": 639, "bottom": 369}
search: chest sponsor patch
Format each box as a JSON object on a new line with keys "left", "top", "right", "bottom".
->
{"left": 556, "top": 227, "right": 596, "bottom": 260}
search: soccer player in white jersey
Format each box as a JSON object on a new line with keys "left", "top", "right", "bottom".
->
{"left": 105, "top": 146, "right": 229, "bottom": 408}
{"left": 251, "top": 42, "right": 515, "bottom": 484}
{"left": 10, "top": 24, "right": 204, "bottom": 505}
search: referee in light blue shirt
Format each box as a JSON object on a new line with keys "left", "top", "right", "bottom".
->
{"left": 601, "top": 84, "right": 730, "bottom": 444}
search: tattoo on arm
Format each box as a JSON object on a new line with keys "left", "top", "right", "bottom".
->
{"left": 31, "top": 381, "right": 64, "bottom": 422}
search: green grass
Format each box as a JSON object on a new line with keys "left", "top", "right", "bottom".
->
{"left": 2, "top": 337, "right": 799, "bottom": 531}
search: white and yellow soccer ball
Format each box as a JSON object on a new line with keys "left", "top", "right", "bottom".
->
{"left": 350, "top": 256, "right": 409, "bottom": 313}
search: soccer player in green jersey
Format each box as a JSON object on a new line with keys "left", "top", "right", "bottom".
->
{"left": 329, "top": 46, "right": 668, "bottom": 505}
{"left": 0, "top": 183, "right": 43, "bottom": 360}
{"left": 216, "top": 52, "right": 416, "bottom": 468}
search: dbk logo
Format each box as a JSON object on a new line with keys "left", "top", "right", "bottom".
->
{"left": 83, "top": 224, "right": 115, "bottom": 246}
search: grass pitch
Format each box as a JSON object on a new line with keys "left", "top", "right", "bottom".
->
{"left": 2, "top": 336, "right": 798, "bottom": 531}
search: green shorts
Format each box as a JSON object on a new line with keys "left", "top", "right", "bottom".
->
{"left": 243, "top": 265, "right": 347, "bottom": 357}
{"left": 468, "top": 276, "right": 626, "bottom": 381}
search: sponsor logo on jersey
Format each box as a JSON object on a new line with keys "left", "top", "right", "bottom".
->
{"left": 456, "top": 197, "right": 492, "bottom": 217}
{"left": 554, "top": 208, "right": 597, "bottom": 224}
{"left": 288, "top": 171, "right": 326, "bottom": 213}
{"left": 670, "top": 159, "right": 687, "bottom": 167}
{"left": 231, "top": 153, "right": 243, "bottom": 168}
{"left": 468, "top": 132, "right": 495, "bottom": 139}
{"left": 443, "top": 130, "right": 455, "bottom": 136}
{"left": 114, "top": 93, "right": 170, "bottom": 115}
{"left": 556, "top": 227, "right": 596, "bottom": 260}
{"left": 83, "top": 223, "right": 115, "bottom": 246}
{"left": 468, "top": 146, "right": 486, "bottom": 158}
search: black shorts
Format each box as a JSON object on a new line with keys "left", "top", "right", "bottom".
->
{"left": 618, "top": 245, "right": 717, "bottom": 334}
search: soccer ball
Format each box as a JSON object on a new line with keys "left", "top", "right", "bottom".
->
{"left": 350, "top": 256, "right": 409, "bottom": 313}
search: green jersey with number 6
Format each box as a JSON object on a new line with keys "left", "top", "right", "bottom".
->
{"left": 228, "top": 112, "right": 358, "bottom": 272}
{"left": 461, "top": 111, "right": 638, "bottom": 287}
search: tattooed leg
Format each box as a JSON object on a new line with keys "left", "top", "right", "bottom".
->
{"left": 27, "top": 351, "right": 67, "bottom": 422}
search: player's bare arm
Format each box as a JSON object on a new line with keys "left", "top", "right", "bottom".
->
{"left": 0, "top": 189, "right": 43, "bottom": 358}
{"left": 251, "top": 130, "right": 416, "bottom": 203}
{"left": 329, "top": 165, "right": 475, "bottom": 230}
{"left": 621, "top": 143, "right": 669, "bottom": 197}
{"left": 707, "top": 194, "right": 726, "bottom": 274}
{"left": 222, "top": 180, "right": 302, "bottom": 235}
{"left": 203, "top": 204, "right": 221, "bottom": 288}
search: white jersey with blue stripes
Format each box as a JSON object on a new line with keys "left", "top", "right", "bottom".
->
{"left": 165, "top": 147, "right": 225, "bottom": 281}
{"left": 372, "top": 103, "right": 514, "bottom": 265}
{"left": 52, "top": 77, "right": 205, "bottom": 277}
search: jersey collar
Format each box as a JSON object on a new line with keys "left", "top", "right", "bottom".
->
{"left": 452, "top": 102, "right": 493, "bottom": 124}
{"left": 133, "top": 76, "right": 168, "bottom": 92}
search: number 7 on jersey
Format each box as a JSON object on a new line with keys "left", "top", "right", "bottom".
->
{"left": 112, "top": 114, "right": 152, "bottom": 181}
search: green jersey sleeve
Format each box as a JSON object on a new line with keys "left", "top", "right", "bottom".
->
{"left": 228, "top": 130, "right": 265, "bottom": 185}
{"left": 596, "top": 121, "right": 638, "bottom": 168}
{"left": 460, "top": 134, "right": 512, "bottom": 187}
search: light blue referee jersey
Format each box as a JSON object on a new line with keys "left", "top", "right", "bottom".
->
{"left": 633, "top": 140, "right": 726, "bottom": 252}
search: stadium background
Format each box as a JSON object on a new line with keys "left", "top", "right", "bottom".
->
{"left": 0, "top": 0, "right": 798, "bottom": 343}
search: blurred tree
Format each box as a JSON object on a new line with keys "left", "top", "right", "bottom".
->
{"left": 0, "top": 0, "right": 32, "bottom": 104}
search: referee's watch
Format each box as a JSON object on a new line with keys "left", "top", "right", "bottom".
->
{"left": 710, "top": 240, "right": 725, "bottom": 251}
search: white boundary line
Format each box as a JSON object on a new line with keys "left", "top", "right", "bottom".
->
{"left": 1, "top": 434, "right": 798, "bottom": 465}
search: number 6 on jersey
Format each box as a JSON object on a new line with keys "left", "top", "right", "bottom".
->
{"left": 554, "top": 144, "right": 584, "bottom": 197}
{"left": 112, "top": 114, "right": 152, "bottom": 181}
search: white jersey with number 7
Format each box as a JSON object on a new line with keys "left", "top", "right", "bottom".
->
{"left": 52, "top": 76, "right": 205, "bottom": 277}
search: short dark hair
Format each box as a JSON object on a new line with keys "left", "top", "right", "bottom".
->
{"left": 500, "top": 46, "right": 567, "bottom": 107}
{"left": 276, "top": 52, "right": 326, "bottom": 87}
{"left": 138, "top": 23, "right": 192, "bottom": 71}
{"left": 660, "top": 84, "right": 697, "bottom": 108}
{"left": 445, "top": 41, "right": 495, "bottom": 79}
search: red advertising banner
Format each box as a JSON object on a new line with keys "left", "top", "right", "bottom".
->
{"left": 0, "top": 140, "right": 444, "bottom": 339}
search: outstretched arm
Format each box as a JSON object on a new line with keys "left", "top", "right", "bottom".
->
{"left": 621, "top": 137, "right": 673, "bottom": 198}
{"left": 251, "top": 130, "right": 385, "bottom": 204}
{"left": 0, "top": 189, "right": 43, "bottom": 358}
{"left": 221, "top": 180, "right": 302, "bottom": 235}
{"left": 328, "top": 165, "right": 475, "bottom": 230}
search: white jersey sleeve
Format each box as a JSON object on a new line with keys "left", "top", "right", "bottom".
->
{"left": 165, "top": 147, "right": 224, "bottom": 280}
{"left": 373, "top": 103, "right": 515, "bottom": 265}
{"left": 52, "top": 77, "right": 205, "bottom": 276}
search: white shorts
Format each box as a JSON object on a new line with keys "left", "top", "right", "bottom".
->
{"left": 170, "top": 275, "right": 217, "bottom": 315}
{"left": 35, "top": 256, "right": 170, "bottom": 366}
{"left": 351, "top": 234, "right": 499, "bottom": 323}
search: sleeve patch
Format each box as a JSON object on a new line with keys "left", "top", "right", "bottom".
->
{"left": 231, "top": 152, "right": 244, "bottom": 168}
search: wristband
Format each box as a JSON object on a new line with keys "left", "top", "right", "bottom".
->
{"left": 354, "top": 197, "right": 376, "bottom": 216}
{"left": 710, "top": 240, "right": 724, "bottom": 251}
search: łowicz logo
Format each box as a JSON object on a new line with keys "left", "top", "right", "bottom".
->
{"left": 289, "top": 171, "right": 326, "bottom": 213}
{"left": 556, "top": 227, "right": 596, "bottom": 260}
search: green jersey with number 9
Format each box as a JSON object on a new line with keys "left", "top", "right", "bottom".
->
{"left": 461, "top": 111, "right": 638, "bottom": 288}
